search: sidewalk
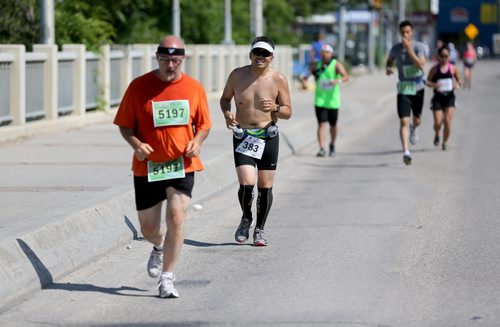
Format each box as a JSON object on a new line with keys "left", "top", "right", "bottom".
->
{"left": 0, "top": 68, "right": 394, "bottom": 311}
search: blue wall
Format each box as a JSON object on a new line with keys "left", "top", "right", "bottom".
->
{"left": 438, "top": 0, "right": 498, "bottom": 51}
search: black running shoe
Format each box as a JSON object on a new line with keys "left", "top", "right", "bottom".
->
{"left": 403, "top": 154, "right": 412, "bottom": 165}
{"left": 329, "top": 144, "right": 335, "bottom": 156}
{"left": 433, "top": 135, "right": 440, "bottom": 147}
{"left": 316, "top": 148, "right": 326, "bottom": 157}
{"left": 442, "top": 143, "right": 448, "bottom": 151}
{"left": 235, "top": 216, "right": 254, "bottom": 243}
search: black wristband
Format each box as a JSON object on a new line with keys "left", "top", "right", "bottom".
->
{"left": 274, "top": 105, "right": 280, "bottom": 113}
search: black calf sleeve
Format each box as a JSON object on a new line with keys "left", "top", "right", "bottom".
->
{"left": 238, "top": 185, "right": 254, "bottom": 219}
{"left": 256, "top": 187, "right": 273, "bottom": 229}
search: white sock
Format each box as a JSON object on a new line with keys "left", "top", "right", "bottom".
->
{"left": 404, "top": 150, "right": 411, "bottom": 156}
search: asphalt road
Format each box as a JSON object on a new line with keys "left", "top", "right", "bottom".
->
{"left": 1, "top": 60, "right": 499, "bottom": 326}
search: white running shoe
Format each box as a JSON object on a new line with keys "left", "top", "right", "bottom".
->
{"left": 147, "top": 247, "right": 163, "bottom": 278}
{"left": 158, "top": 272, "right": 179, "bottom": 298}
{"left": 410, "top": 125, "right": 419, "bottom": 145}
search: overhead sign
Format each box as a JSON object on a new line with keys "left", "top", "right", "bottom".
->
{"left": 450, "top": 7, "right": 469, "bottom": 23}
{"left": 464, "top": 23, "right": 479, "bottom": 40}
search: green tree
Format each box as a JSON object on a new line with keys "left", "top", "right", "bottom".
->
{"left": 55, "top": 0, "right": 115, "bottom": 51}
{"left": 0, "top": 0, "right": 39, "bottom": 49}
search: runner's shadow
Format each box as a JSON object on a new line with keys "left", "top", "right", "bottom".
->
{"left": 184, "top": 238, "right": 242, "bottom": 247}
{"left": 46, "top": 282, "right": 151, "bottom": 297}
{"left": 16, "top": 238, "right": 151, "bottom": 298}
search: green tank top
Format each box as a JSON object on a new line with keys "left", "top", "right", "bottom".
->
{"left": 314, "top": 59, "right": 341, "bottom": 109}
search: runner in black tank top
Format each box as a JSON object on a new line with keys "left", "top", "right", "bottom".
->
{"left": 426, "top": 46, "right": 462, "bottom": 151}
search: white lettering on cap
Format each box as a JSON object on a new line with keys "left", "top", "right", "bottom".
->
{"left": 251, "top": 41, "right": 274, "bottom": 53}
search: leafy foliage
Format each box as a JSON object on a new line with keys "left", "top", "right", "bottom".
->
{"left": 0, "top": 0, "right": 39, "bottom": 49}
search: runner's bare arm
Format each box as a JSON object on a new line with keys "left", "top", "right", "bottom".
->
{"left": 118, "top": 126, "right": 154, "bottom": 161}
{"left": 185, "top": 129, "right": 210, "bottom": 158}
{"left": 272, "top": 72, "right": 292, "bottom": 120}
{"left": 220, "top": 70, "right": 238, "bottom": 128}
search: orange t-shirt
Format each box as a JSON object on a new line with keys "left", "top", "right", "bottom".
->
{"left": 114, "top": 71, "right": 212, "bottom": 176}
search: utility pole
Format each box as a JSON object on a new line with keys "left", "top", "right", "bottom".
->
{"left": 39, "top": 0, "right": 55, "bottom": 44}
{"left": 172, "top": 0, "right": 181, "bottom": 37}
{"left": 399, "top": 0, "right": 406, "bottom": 22}
{"left": 338, "top": 0, "right": 347, "bottom": 62}
{"left": 250, "top": 0, "right": 263, "bottom": 37}
{"left": 222, "top": 0, "right": 234, "bottom": 44}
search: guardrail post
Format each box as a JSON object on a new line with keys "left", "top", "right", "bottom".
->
{"left": 62, "top": 44, "right": 86, "bottom": 116}
{"left": 33, "top": 44, "right": 58, "bottom": 120}
{"left": 133, "top": 44, "right": 153, "bottom": 75}
{"left": 99, "top": 44, "right": 111, "bottom": 111}
{"left": 0, "top": 45, "right": 26, "bottom": 126}
{"left": 121, "top": 45, "right": 133, "bottom": 95}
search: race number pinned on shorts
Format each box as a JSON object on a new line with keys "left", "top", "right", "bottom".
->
{"left": 152, "top": 100, "right": 190, "bottom": 127}
{"left": 147, "top": 157, "right": 185, "bottom": 182}
{"left": 397, "top": 81, "right": 417, "bottom": 95}
{"left": 437, "top": 78, "right": 453, "bottom": 93}
{"left": 235, "top": 135, "right": 266, "bottom": 159}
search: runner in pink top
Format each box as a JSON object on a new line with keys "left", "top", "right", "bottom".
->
{"left": 462, "top": 42, "right": 477, "bottom": 89}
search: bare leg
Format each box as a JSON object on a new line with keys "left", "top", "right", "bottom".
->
{"left": 162, "top": 187, "right": 190, "bottom": 273}
{"left": 138, "top": 201, "right": 164, "bottom": 248}
{"left": 433, "top": 110, "right": 444, "bottom": 139}
{"left": 317, "top": 122, "right": 327, "bottom": 150}
{"left": 443, "top": 106, "right": 456, "bottom": 144}
{"left": 400, "top": 117, "right": 411, "bottom": 152}
{"left": 329, "top": 125, "right": 337, "bottom": 147}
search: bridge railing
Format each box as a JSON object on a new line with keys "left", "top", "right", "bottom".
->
{"left": 0, "top": 43, "right": 293, "bottom": 135}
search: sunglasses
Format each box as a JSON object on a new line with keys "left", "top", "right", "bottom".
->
{"left": 251, "top": 48, "right": 272, "bottom": 58}
{"left": 157, "top": 56, "right": 183, "bottom": 65}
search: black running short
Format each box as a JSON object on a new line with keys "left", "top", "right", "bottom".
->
{"left": 397, "top": 89, "right": 424, "bottom": 118}
{"left": 315, "top": 106, "right": 339, "bottom": 126}
{"left": 431, "top": 92, "right": 456, "bottom": 110}
{"left": 133, "top": 173, "right": 194, "bottom": 211}
{"left": 233, "top": 131, "right": 279, "bottom": 170}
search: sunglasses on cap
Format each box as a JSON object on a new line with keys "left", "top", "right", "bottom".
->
{"left": 251, "top": 48, "right": 272, "bottom": 58}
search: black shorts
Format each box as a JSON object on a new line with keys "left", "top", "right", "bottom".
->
{"left": 315, "top": 106, "right": 339, "bottom": 126}
{"left": 464, "top": 62, "right": 474, "bottom": 69}
{"left": 397, "top": 89, "right": 424, "bottom": 118}
{"left": 133, "top": 173, "right": 194, "bottom": 211}
{"left": 431, "top": 92, "right": 456, "bottom": 110}
{"left": 233, "top": 132, "right": 279, "bottom": 170}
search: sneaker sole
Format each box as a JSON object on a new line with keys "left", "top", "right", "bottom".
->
{"left": 253, "top": 242, "right": 268, "bottom": 247}
{"left": 159, "top": 292, "right": 179, "bottom": 298}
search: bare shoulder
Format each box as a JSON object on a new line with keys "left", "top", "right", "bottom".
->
{"left": 269, "top": 68, "right": 288, "bottom": 84}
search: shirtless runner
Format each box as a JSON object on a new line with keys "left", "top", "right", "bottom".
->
{"left": 219, "top": 36, "right": 292, "bottom": 246}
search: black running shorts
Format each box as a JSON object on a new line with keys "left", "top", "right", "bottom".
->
{"left": 397, "top": 89, "right": 424, "bottom": 118}
{"left": 233, "top": 133, "right": 279, "bottom": 170}
{"left": 133, "top": 172, "right": 194, "bottom": 211}
{"left": 315, "top": 106, "right": 339, "bottom": 126}
{"left": 431, "top": 92, "right": 456, "bottom": 110}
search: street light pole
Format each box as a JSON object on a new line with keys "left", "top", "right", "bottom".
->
{"left": 39, "top": 0, "right": 55, "bottom": 44}
{"left": 172, "top": 0, "right": 181, "bottom": 37}
{"left": 222, "top": 0, "right": 234, "bottom": 44}
{"left": 338, "top": 0, "right": 347, "bottom": 62}
{"left": 399, "top": 0, "right": 406, "bottom": 22}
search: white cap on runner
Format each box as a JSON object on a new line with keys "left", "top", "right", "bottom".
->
{"left": 251, "top": 41, "right": 274, "bottom": 53}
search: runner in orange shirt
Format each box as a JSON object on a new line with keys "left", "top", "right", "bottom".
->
{"left": 114, "top": 35, "right": 211, "bottom": 298}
